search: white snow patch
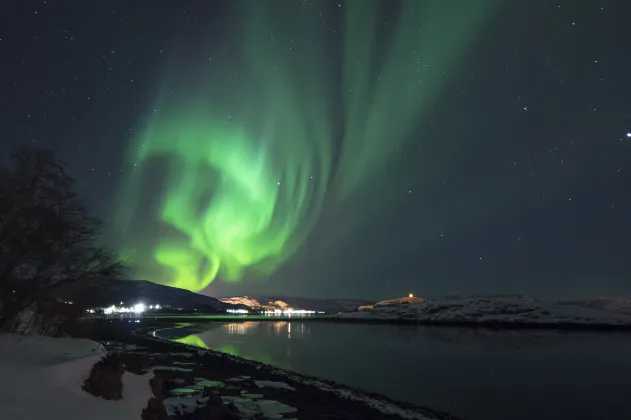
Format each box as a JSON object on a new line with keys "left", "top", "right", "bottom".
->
{"left": 254, "top": 380, "right": 296, "bottom": 391}
{"left": 152, "top": 365, "right": 194, "bottom": 372}
{"left": 124, "top": 344, "right": 147, "bottom": 351}
{"left": 163, "top": 396, "right": 208, "bottom": 416}
{"left": 0, "top": 334, "right": 154, "bottom": 420}
{"left": 258, "top": 399, "right": 298, "bottom": 417}
{"left": 170, "top": 352, "right": 194, "bottom": 357}
{"left": 222, "top": 396, "right": 297, "bottom": 418}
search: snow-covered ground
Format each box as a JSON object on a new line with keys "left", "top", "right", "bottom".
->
{"left": 560, "top": 298, "right": 631, "bottom": 316}
{"left": 0, "top": 334, "right": 153, "bottom": 420}
{"left": 330, "top": 296, "right": 631, "bottom": 326}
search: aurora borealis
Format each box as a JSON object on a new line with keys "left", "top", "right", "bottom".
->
{"left": 115, "top": 0, "right": 492, "bottom": 292}
{"left": 4, "top": 0, "right": 631, "bottom": 299}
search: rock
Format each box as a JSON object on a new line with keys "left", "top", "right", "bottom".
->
{"left": 193, "top": 401, "right": 239, "bottom": 420}
{"left": 142, "top": 397, "right": 169, "bottom": 420}
{"left": 203, "top": 389, "right": 223, "bottom": 405}
{"left": 82, "top": 355, "right": 125, "bottom": 400}
{"left": 149, "top": 376, "right": 167, "bottom": 400}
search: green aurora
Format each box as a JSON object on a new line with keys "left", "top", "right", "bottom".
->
{"left": 116, "top": 0, "right": 493, "bottom": 292}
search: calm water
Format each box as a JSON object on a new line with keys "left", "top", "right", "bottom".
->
{"left": 156, "top": 320, "right": 631, "bottom": 420}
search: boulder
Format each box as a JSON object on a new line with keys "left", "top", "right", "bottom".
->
{"left": 82, "top": 355, "right": 125, "bottom": 400}
{"left": 149, "top": 376, "right": 168, "bottom": 400}
{"left": 142, "top": 397, "right": 169, "bottom": 420}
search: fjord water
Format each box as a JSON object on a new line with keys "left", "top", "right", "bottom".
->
{"left": 157, "top": 321, "right": 631, "bottom": 420}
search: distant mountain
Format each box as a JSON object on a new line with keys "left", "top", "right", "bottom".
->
{"left": 219, "top": 295, "right": 376, "bottom": 313}
{"left": 57, "top": 279, "right": 240, "bottom": 313}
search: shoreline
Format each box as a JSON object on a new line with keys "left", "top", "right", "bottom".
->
{"left": 87, "top": 314, "right": 631, "bottom": 332}
{"left": 314, "top": 315, "right": 631, "bottom": 331}
{"left": 69, "top": 319, "right": 460, "bottom": 420}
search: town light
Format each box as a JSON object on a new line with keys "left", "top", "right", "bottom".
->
{"left": 132, "top": 303, "right": 146, "bottom": 313}
{"left": 227, "top": 309, "right": 249, "bottom": 314}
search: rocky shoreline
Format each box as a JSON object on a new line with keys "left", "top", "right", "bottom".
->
{"left": 71, "top": 319, "right": 460, "bottom": 420}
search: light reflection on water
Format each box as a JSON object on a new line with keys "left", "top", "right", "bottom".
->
{"left": 223, "top": 321, "right": 259, "bottom": 335}
{"left": 157, "top": 321, "right": 631, "bottom": 420}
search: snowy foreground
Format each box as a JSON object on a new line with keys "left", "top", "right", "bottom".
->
{"left": 330, "top": 296, "right": 631, "bottom": 326}
{"left": 0, "top": 334, "right": 153, "bottom": 420}
{"left": 0, "top": 333, "right": 449, "bottom": 420}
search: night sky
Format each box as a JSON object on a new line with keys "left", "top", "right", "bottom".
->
{"left": 1, "top": 0, "right": 630, "bottom": 300}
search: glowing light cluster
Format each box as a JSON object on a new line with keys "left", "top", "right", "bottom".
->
{"left": 99, "top": 303, "right": 160, "bottom": 315}
{"left": 226, "top": 308, "right": 249, "bottom": 314}
{"left": 261, "top": 309, "right": 320, "bottom": 315}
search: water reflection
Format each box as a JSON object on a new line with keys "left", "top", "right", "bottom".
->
{"left": 172, "top": 333, "right": 241, "bottom": 358}
{"left": 223, "top": 321, "right": 259, "bottom": 335}
{"left": 273, "top": 321, "right": 286, "bottom": 336}
{"left": 156, "top": 321, "right": 631, "bottom": 420}
{"left": 173, "top": 333, "right": 208, "bottom": 348}
{"left": 218, "top": 320, "right": 311, "bottom": 340}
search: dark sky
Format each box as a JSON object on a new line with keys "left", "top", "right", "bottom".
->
{"left": 1, "top": 0, "right": 630, "bottom": 300}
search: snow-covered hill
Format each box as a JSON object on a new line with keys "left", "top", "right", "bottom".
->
{"left": 329, "top": 296, "right": 631, "bottom": 327}
{"left": 220, "top": 296, "right": 375, "bottom": 313}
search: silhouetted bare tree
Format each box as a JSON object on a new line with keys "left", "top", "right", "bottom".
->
{"left": 0, "top": 147, "right": 126, "bottom": 332}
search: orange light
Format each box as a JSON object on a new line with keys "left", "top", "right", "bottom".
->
{"left": 408, "top": 293, "right": 414, "bottom": 298}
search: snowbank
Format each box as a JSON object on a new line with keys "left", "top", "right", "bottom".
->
{"left": 0, "top": 334, "right": 153, "bottom": 420}
{"left": 330, "top": 296, "right": 631, "bottom": 326}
